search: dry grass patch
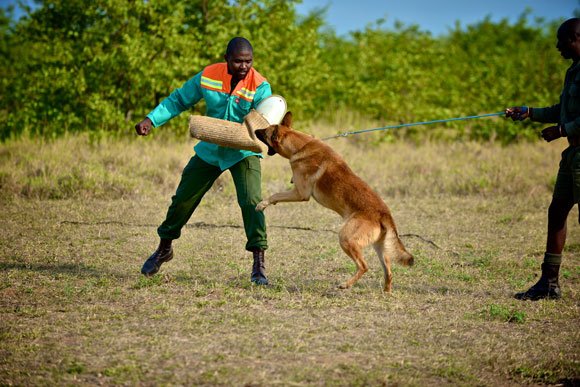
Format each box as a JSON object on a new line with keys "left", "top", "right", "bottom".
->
{"left": 0, "top": 131, "right": 578, "bottom": 385}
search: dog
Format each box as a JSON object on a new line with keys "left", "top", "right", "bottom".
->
{"left": 255, "top": 112, "right": 413, "bottom": 292}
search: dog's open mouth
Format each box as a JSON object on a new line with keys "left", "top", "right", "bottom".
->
{"left": 255, "top": 129, "right": 277, "bottom": 155}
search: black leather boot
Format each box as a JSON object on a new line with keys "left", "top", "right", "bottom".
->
{"left": 141, "top": 239, "right": 173, "bottom": 276}
{"left": 515, "top": 263, "right": 561, "bottom": 300}
{"left": 251, "top": 249, "right": 269, "bottom": 285}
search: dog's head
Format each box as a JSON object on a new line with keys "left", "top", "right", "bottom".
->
{"left": 255, "top": 111, "right": 293, "bottom": 157}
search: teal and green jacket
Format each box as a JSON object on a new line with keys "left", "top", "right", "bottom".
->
{"left": 147, "top": 63, "right": 272, "bottom": 170}
{"left": 532, "top": 61, "right": 580, "bottom": 140}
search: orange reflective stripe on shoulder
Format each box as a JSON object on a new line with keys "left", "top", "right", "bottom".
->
{"left": 235, "top": 69, "right": 267, "bottom": 102}
{"left": 200, "top": 63, "right": 227, "bottom": 92}
{"left": 250, "top": 69, "right": 266, "bottom": 86}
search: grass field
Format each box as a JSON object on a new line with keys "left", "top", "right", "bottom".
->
{"left": 0, "top": 126, "right": 579, "bottom": 386}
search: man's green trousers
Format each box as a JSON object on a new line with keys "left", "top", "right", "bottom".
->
{"left": 157, "top": 155, "right": 267, "bottom": 251}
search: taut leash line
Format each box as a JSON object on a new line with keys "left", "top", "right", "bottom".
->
{"left": 321, "top": 112, "right": 505, "bottom": 140}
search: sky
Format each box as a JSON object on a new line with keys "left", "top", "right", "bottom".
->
{"left": 0, "top": 0, "right": 576, "bottom": 36}
{"left": 294, "top": 0, "right": 578, "bottom": 36}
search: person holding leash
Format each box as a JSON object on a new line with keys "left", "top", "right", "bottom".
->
{"left": 134, "top": 37, "right": 271, "bottom": 285}
{"left": 506, "top": 18, "right": 580, "bottom": 300}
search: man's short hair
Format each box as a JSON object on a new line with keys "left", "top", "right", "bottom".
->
{"left": 226, "top": 37, "right": 253, "bottom": 58}
{"left": 561, "top": 18, "right": 580, "bottom": 40}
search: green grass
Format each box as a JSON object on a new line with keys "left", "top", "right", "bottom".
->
{"left": 0, "top": 129, "right": 579, "bottom": 385}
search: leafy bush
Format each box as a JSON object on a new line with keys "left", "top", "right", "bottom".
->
{"left": 0, "top": 1, "right": 571, "bottom": 142}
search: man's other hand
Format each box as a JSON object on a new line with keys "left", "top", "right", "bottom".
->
{"left": 135, "top": 118, "right": 153, "bottom": 136}
{"left": 541, "top": 125, "right": 565, "bottom": 142}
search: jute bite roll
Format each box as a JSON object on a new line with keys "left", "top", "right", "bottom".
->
{"left": 189, "top": 110, "right": 270, "bottom": 153}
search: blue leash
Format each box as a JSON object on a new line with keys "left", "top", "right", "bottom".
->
{"left": 321, "top": 111, "right": 505, "bottom": 140}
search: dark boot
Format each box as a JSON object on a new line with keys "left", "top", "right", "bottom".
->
{"left": 141, "top": 239, "right": 173, "bottom": 276}
{"left": 251, "top": 249, "right": 269, "bottom": 285}
{"left": 515, "top": 263, "right": 561, "bottom": 301}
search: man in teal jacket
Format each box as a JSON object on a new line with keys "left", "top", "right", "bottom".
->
{"left": 135, "top": 37, "right": 271, "bottom": 285}
{"left": 506, "top": 18, "right": 580, "bottom": 300}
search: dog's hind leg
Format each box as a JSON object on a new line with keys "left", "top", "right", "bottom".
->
{"left": 337, "top": 218, "right": 373, "bottom": 289}
{"left": 373, "top": 234, "right": 393, "bottom": 293}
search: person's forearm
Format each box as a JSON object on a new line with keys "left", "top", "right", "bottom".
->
{"left": 530, "top": 104, "right": 560, "bottom": 124}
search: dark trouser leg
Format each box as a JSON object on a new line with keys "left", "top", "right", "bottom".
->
{"left": 229, "top": 156, "right": 269, "bottom": 284}
{"left": 157, "top": 155, "right": 222, "bottom": 240}
{"left": 143, "top": 155, "right": 221, "bottom": 276}
{"left": 229, "top": 156, "right": 268, "bottom": 251}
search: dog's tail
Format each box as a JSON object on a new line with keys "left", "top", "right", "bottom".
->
{"left": 381, "top": 215, "right": 414, "bottom": 267}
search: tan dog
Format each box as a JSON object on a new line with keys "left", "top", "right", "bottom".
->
{"left": 255, "top": 112, "right": 413, "bottom": 292}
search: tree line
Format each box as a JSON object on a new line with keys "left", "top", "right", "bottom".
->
{"left": 0, "top": 0, "right": 574, "bottom": 142}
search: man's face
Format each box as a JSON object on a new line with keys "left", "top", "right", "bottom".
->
{"left": 225, "top": 49, "right": 253, "bottom": 80}
{"left": 556, "top": 25, "right": 580, "bottom": 60}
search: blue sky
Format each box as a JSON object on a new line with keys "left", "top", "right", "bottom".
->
{"left": 1, "top": 0, "right": 576, "bottom": 36}
{"left": 295, "top": 0, "right": 578, "bottom": 36}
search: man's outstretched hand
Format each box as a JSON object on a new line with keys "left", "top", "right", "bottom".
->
{"left": 135, "top": 117, "right": 153, "bottom": 136}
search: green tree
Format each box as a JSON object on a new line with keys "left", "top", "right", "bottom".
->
{"left": 0, "top": 1, "right": 570, "bottom": 143}
{"left": 0, "top": 0, "right": 326, "bottom": 139}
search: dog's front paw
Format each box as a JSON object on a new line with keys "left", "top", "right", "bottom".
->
{"left": 255, "top": 201, "right": 269, "bottom": 212}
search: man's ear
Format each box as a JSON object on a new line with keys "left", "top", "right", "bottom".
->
{"left": 281, "top": 111, "right": 292, "bottom": 127}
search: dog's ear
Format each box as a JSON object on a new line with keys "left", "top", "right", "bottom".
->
{"left": 281, "top": 111, "right": 292, "bottom": 127}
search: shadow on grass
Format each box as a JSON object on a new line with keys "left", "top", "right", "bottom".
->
{"left": 60, "top": 221, "right": 443, "bottom": 249}
{"left": 0, "top": 261, "right": 130, "bottom": 279}
{"left": 395, "top": 283, "right": 494, "bottom": 297}
{"left": 60, "top": 220, "right": 336, "bottom": 233}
